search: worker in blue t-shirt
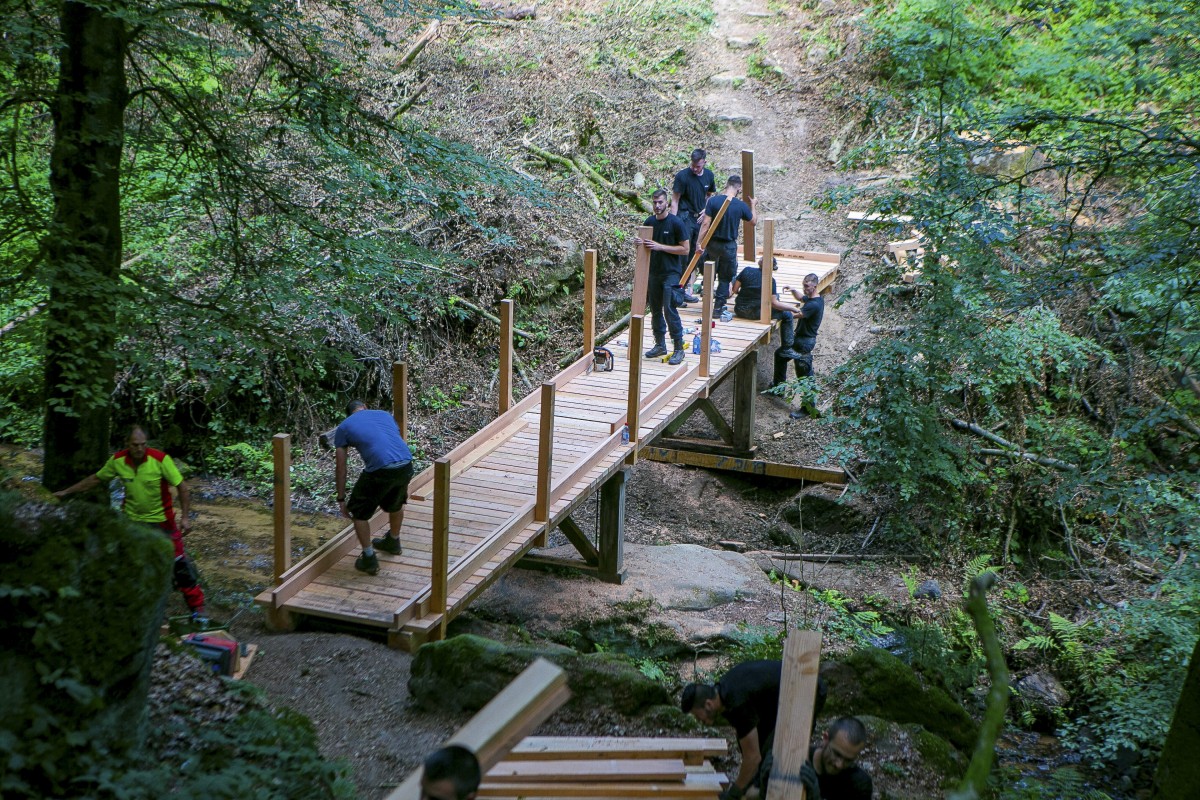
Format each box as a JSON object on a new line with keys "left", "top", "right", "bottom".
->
{"left": 334, "top": 400, "right": 414, "bottom": 576}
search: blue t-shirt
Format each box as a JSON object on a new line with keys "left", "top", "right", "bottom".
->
{"left": 334, "top": 410, "right": 412, "bottom": 472}
{"left": 703, "top": 195, "right": 753, "bottom": 242}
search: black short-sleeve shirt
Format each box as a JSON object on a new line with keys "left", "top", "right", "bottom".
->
{"left": 673, "top": 167, "right": 717, "bottom": 218}
{"left": 733, "top": 266, "right": 776, "bottom": 318}
{"left": 703, "top": 195, "right": 753, "bottom": 242}
{"left": 643, "top": 213, "right": 688, "bottom": 274}
{"left": 807, "top": 743, "right": 873, "bottom": 800}
{"left": 796, "top": 295, "right": 825, "bottom": 338}
{"left": 717, "top": 660, "right": 782, "bottom": 742}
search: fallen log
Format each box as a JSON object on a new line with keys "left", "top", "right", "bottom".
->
{"left": 451, "top": 296, "right": 541, "bottom": 341}
{"left": 951, "top": 417, "right": 1078, "bottom": 472}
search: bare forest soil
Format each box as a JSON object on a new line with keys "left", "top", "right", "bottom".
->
{"left": 29, "top": 1, "right": 1129, "bottom": 798}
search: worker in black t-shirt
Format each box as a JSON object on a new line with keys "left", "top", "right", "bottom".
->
{"left": 682, "top": 660, "right": 827, "bottom": 800}
{"left": 670, "top": 148, "right": 717, "bottom": 279}
{"left": 774, "top": 271, "right": 826, "bottom": 387}
{"left": 731, "top": 256, "right": 803, "bottom": 371}
{"left": 800, "top": 717, "right": 874, "bottom": 800}
{"left": 696, "top": 175, "right": 756, "bottom": 320}
{"left": 633, "top": 188, "right": 690, "bottom": 365}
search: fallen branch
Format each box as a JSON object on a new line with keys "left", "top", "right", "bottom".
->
{"left": 389, "top": 77, "right": 432, "bottom": 121}
{"left": 949, "top": 572, "right": 1008, "bottom": 800}
{"left": 748, "top": 550, "right": 923, "bottom": 563}
{"left": 398, "top": 20, "right": 440, "bottom": 68}
{"left": 521, "top": 137, "right": 601, "bottom": 211}
{"left": 952, "top": 418, "right": 1078, "bottom": 471}
{"left": 523, "top": 139, "right": 649, "bottom": 214}
{"left": 1150, "top": 392, "right": 1200, "bottom": 439}
{"left": 868, "top": 325, "right": 907, "bottom": 334}
{"left": 979, "top": 448, "right": 1079, "bottom": 472}
{"left": 450, "top": 296, "right": 540, "bottom": 341}
{"left": 0, "top": 303, "right": 45, "bottom": 340}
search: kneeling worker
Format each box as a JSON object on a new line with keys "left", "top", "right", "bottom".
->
{"left": 682, "top": 660, "right": 827, "bottom": 800}
{"left": 420, "top": 745, "right": 481, "bottom": 800}
{"left": 800, "top": 717, "right": 873, "bottom": 800}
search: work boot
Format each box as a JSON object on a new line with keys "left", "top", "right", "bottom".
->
{"left": 373, "top": 534, "right": 402, "bottom": 555}
{"left": 644, "top": 342, "right": 668, "bottom": 359}
{"left": 719, "top": 309, "right": 733, "bottom": 323}
{"left": 683, "top": 290, "right": 700, "bottom": 303}
{"left": 355, "top": 551, "right": 379, "bottom": 575}
{"left": 668, "top": 348, "right": 686, "bottom": 366}
{"left": 776, "top": 347, "right": 802, "bottom": 360}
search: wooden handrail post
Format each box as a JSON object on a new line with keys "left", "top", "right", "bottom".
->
{"left": 535, "top": 382, "right": 555, "bottom": 522}
{"left": 760, "top": 218, "right": 775, "bottom": 324}
{"left": 393, "top": 361, "right": 408, "bottom": 440}
{"left": 499, "top": 299, "right": 514, "bottom": 414}
{"left": 741, "top": 149, "right": 755, "bottom": 263}
{"left": 631, "top": 226, "right": 652, "bottom": 317}
{"left": 272, "top": 433, "right": 292, "bottom": 585}
{"left": 431, "top": 457, "right": 450, "bottom": 636}
{"left": 700, "top": 261, "right": 715, "bottom": 379}
{"left": 626, "top": 315, "right": 645, "bottom": 461}
{"left": 583, "top": 249, "right": 597, "bottom": 356}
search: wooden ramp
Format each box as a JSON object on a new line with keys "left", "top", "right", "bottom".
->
{"left": 256, "top": 220, "right": 838, "bottom": 649}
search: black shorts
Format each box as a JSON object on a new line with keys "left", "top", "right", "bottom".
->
{"left": 348, "top": 462, "right": 413, "bottom": 521}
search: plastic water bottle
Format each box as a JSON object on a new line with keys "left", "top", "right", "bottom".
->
{"left": 692, "top": 332, "right": 701, "bottom": 354}
{"left": 620, "top": 424, "right": 630, "bottom": 444}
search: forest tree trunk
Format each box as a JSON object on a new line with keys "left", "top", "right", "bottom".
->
{"left": 1152, "top": 634, "right": 1200, "bottom": 798}
{"left": 42, "top": 2, "right": 128, "bottom": 488}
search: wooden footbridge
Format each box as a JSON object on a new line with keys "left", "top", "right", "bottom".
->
{"left": 256, "top": 152, "right": 844, "bottom": 650}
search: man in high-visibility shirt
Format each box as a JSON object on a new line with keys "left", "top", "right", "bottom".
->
{"left": 55, "top": 425, "right": 206, "bottom": 618}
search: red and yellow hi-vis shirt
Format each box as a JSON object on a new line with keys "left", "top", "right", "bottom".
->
{"left": 95, "top": 448, "right": 183, "bottom": 524}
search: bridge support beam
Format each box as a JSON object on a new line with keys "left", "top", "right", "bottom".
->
{"left": 597, "top": 467, "right": 627, "bottom": 584}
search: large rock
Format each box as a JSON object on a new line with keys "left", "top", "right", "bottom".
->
{"left": 409, "top": 634, "right": 670, "bottom": 715}
{"left": 1013, "top": 671, "right": 1069, "bottom": 731}
{"left": 822, "top": 647, "right": 979, "bottom": 750}
{"left": 852, "top": 715, "right": 966, "bottom": 793}
{"left": 0, "top": 492, "right": 173, "bottom": 796}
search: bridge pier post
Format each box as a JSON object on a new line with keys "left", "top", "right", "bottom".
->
{"left": 732, "top": 349, "right": 758, "bottom": 452}
{"left": 597, "top": 467, "right": 628, "bottom": 584}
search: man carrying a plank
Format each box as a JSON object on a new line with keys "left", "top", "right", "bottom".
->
{"left": 633, "top": 188, "right": 691, "bottom": 366}
{"left": 335, "top": 400, "right": 414, "bottom": 575}
{"left": 420, "top": 745, "right": 481, "bottom": 800}
{"left": 800, "top": 717, "right": 873, "bottom": 800}
{"left": 670, "top": 148, "right": 717, "bottom": 300}
{"left": 730, "top": 255, "right": 804, "bottom": 369}
{"left": 683, "top": 660, "right": 826, "bottom": 800}
{"left": 696, "top": 175, "right": 757, "bottom": 322}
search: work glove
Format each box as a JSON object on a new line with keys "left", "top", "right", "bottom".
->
{"left": 799, "top": 762, "right": 821, "bottom": 800}
{"left": 718, "top": 782, "right": 745, "bottom": 800}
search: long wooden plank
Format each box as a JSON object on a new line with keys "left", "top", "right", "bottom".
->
{"left": 766, "top": 630, "right": 822, "bottom": 800}
{"left": 486, "top": 759, "right": 687, "bottom": 783}
{"left": 477, "top": 772, "right": 724, "bottom": 797}
{"left": 386, "top": 659, "right": 570, "bottom": 800}
{"left": 509, "top": 737, "right": 728, "bottom": 764}
{"left": 641, "top": 448, "right": 847, "bottom": 484}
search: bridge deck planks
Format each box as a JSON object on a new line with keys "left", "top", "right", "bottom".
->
{"left": 256, "top": 255, "right": 836, "bottom": 641}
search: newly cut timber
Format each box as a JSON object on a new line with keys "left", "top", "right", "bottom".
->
{"left": 386, "top": 658, "right": 569, "bottom": 800}
{"left": 642, "top": 448, "right": 847, "bottom": 485}
{"left": 654, "top": 436, "right": 757, "bottom": 459}
{"left": 766, "top": 630, "right": 822, "bottom": 800}
{"left": 486, "top": 758, "right": 687, "bottom": 782}
{"left": 476, "top": 772, "right": 724, "bottom": 797}
{"left": 509, "top": 737, "right": 728, "bottom": 765}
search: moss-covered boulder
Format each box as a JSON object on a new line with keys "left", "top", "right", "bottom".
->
{"left": 822, "top": 647, "right": 978, "bottom": 750}
{"left": 850, "top": 714, "right": 965, "bottom": 795}
{"left": 410, "top": 634, "right": 670, "bottom": 715}
{"left": 0, "top": 491, "right": 172, "bottom": 796}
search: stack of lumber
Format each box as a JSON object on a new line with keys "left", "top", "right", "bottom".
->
{"left": 481, "top": 736, "right": 730, "bottom": 798}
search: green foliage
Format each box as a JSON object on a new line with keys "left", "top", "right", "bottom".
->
{"left": 808, "top": 587, "right": 894, "bottom": 646}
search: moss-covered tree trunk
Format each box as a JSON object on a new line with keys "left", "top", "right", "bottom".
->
{"left": 1152, "top": 634, "right": 1200, "bottom": 798}
{"left": 42, "top": 1, "right": 128, "bottom": 489}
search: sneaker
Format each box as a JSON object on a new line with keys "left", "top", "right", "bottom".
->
{"left": 667, "top": 349, "right": 686, "bottom": 366}
{"left": 720, "top": 310, "right": 733, "bottom": 323}
{"left": 683, "top": 291, "right": 700, "bottom": 303}
{"left": 644, "top": 343, "right": 668, "bottom": 359}
{"left": 776, "top": 347, "right": 802, "bottom": 360}
{"left": 373, "top": 534, "right": 402, "bottom": 555}
{"left": 355, "top": 552, "right": 379, "bottom": 575}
